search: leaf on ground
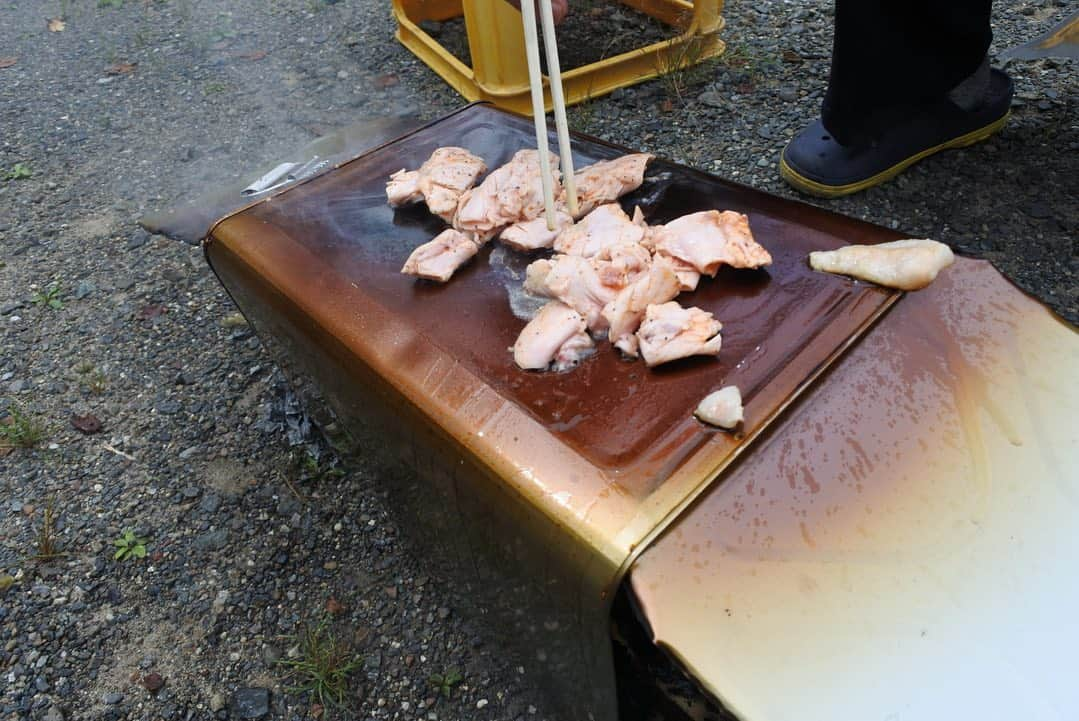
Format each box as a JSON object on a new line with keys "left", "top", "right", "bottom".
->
{"left": 142, "top": 672, "right": 165, "bottom": 694}
{"left": 373, "top": 73, "right": 398, "bottom": 89}
{"left": 325, "top": 597, "right": 345, "bottom": 616}
{"left": 47, "top": 17, "right": 66, "bottom": 33}
{"left": 106, "top": 62, "right": 137, "bottom": 75}
{"left": 138, "top": 304, "right": 167, "bottom": 320}
{"left": 239, "top": 50, "right": 267, "bottom": 61}
{"left": 220, "top": 312, "right": 247, "bottom": 327}
{"left": 0, "top": 57, "right": 16, "bottom": 69}
{"left": 71, "top": 413, "right": 104, "bottom": 435}
{"left": 782, "top": 49, "right": 804, "bottom": 64}
{"left": 660, "top": 99, "right": 674, "bottom": 113}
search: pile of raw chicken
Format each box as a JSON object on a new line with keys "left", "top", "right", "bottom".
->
{"left": 386, "top": 147, "right": 771, "bottom": 375}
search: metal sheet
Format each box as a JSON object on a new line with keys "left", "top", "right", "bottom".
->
{"left": 629, "top": 258, "right": 1079, "bottom": 721}
{"left": 204, "top": 103, "right": 906, "bottom": 720}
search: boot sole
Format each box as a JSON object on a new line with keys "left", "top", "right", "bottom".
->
{"left": 779, "top": 111, "right": 1011, "bottom": 199}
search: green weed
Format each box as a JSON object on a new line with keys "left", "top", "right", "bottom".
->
{"left": 4, "top": 163, "right": 31, "bottom": 181}
{"left": 428, "top": 668, "right": 463, "bottom": 698}
{"left": 279, "top": 619, "right": 364, "bottom": 712}
{"left": 31, "top": 281, "right": 63, "bottom": 310}
{"left": 0, "top": 402, "right": 46, "bottom": 450}
{"left": 113, "top": 530, "right": 148, "bottom": 561}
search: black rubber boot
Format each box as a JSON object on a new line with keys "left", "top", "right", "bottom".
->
{"left": 780, "top": 68, "right": 1014, "bottom": 198}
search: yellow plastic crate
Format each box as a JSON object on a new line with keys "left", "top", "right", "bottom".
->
{"left": 392, "top": 0, "right": 725, "bottom": 113}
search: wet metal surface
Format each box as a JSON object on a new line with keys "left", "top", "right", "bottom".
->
{"left": 205, "top": 103, "right": 913, "bottom": 720}
{"left": 630, "top": 258, "right": 1079, "bottom": 721}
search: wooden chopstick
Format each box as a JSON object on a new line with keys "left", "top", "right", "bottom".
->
{"left": 537, "top": 0, "right": 578, "bottom": 217}
{"left": 520, "top": 0, "right": 558, "bottom": 230}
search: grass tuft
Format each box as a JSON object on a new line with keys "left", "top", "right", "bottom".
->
{"left": 279, "top": 619, "right": 364, "bottom": 713}
{"left": 75, "top": 362, "right": 108, "bottom": 395}
{"left": 34, "top": 496, "right": 63, "bottom": 561}
{"left": 0, "top": 401, "right": 47, "bottom": 450}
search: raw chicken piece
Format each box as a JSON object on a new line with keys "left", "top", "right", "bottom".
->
{"left": 525, "top": 254, "right": 619, "bottom": 331}
{"left": 808, "top": 239, "right": 955, "bottom": 291}
{"left": 386, "top": 147, "right": 487, "bottom": 223}
{"left": 650, "top": 210, "right": 772, "bottom": 276}
{"left": 602, "top": 262, "right": 682, "bottom": 356}
{"left": 513, "top": 301, "right": 595, "bottom": 371}
{"left": 568, "top": 154, "right": 654, "bottom": 219}
{"left": 553, "top": 204, "right": 645, "bottom": 258}
{"left": 454, "top": 150, "right": 562, "bottom": 241}
{"left": 637, "top": 302, "right": 723, "bottom": 367}
{"left": 695, "top": 386, "right": 743, "bottom": 429}
{"left": 500, "top": 211, "right": 575, "bottom": 252}
{"left": 401, "top": 229, "right": 481, "bottom": 282}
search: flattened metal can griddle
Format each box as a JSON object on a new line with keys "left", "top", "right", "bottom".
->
{"left": 203, "top": 103, "right": 922, "bottom": 720}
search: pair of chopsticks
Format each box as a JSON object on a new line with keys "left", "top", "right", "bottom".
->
{"left": 520, "top": 0, "right": 579, "bottom": 229}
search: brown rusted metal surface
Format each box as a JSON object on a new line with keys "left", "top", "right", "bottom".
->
{"left": 630, "top": 258, "right": 1079, "bottom": 721}
{"left": 203, "top": 103, "right": 911, "bottom": 720}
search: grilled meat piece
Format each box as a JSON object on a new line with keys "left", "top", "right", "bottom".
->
{"left": 454, "top": 149, "right": 562, "bottom": 242}
{"left": 553, "top": 203, "right": 646, "bottom": 258}
{"left": 513, "top": 301, "right": 595, "bottom": 371}
{"left": 652, "top": 253, "right": 701, "bottom": 292}
{"left": 530, "top": 254, "right": 616, "bottom": 331}
{"left": 808, "top": 239, "right": 955, "bottom": 290}
{"left": 637, "top": 302, "right": 723, "bottom": 367}
{"left": 526, "top": 242, "right": 654, "bottom": 334}
{"left": 401, "top": 229, "right": 481, "bottom": 282}
{"left": 602, "top": 262, "right": 682, "bottom": 357}
{"left": 695, "top": 386, "right": 743, "bottom": 429}
{"left": 500, "top": 211, "right": 575, "bottom": 252}
{"left": 387, "top": 147, "right": 487, "bottom": 223}
{"left": 568, "top": 153, "right": 654, "bottom": 219}
{"left": 649, "top": 210, "right": 771, "bottom": 276}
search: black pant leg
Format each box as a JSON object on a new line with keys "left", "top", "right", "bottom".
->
{"left": 822, "top": 0, "right": 993, "bottom": 144}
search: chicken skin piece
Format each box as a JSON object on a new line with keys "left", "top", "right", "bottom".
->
{"left": 602, "top": 262, "right": 682, "bottom": 356}
{"left": 513, "top": 301, "right": 595, "bottom": 371}
{"left": 808, "top": 238, "right": 955, "bottom": 291}
{"left": 650, "top": 210, "right": 772, "bottom": 276}
{"left": 525, "top": 242, "right": 654, "bottom": 333}
{"left": 524, "top": 257, "right": 554, "bottom": 297}
{"left": 695, "top": 386, "right": 743, "bottom": 429}
{"left": 637, "top": 302, "right": 723, "bottom": 367}
{"left": 454, "top": 150, "right": 562, "bottom": 242}
{"left": 568, "top": 154, "right": 654, "bottom": 219}
{"left": 523, "top": 255, "right": 615, "bottom": 332}
{"left": 553, "top": 204, "right": 646, "bottom": 258}
{"left": 652, "top": 253, "right": 701, "bottom": 292}
{"left": 401, "top": 229, "right": 481, "bottom": 282}
{"left": 592, "top": 241, "right": 653, "bottom": 290}
{"left": 386, "top": 147, "right": 487, "bottom": 223}
{"left": 499, "top": 210, "right": 575, "bottom": 252}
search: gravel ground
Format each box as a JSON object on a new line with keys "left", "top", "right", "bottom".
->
{"left": 0, "top": 1, "right": 1075, "bottom": 720}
